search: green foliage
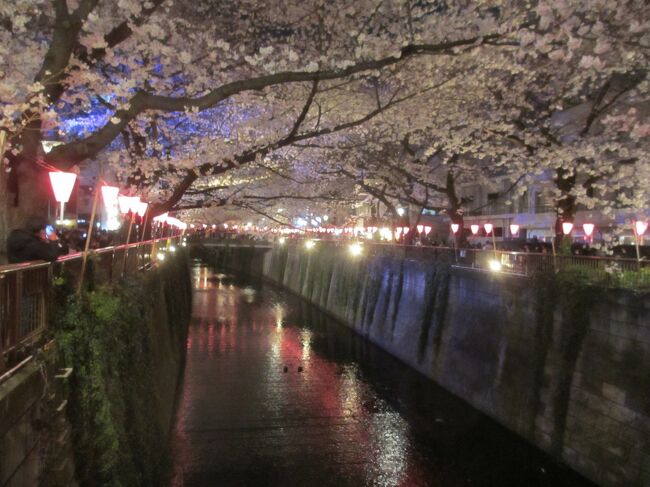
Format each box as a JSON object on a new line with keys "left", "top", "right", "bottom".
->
{"left": 52, "top": 253, "right": 192, "bottom": 487}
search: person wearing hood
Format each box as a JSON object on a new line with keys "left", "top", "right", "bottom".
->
{"left": 6, "top": 216, "right": 69, "bottom": 264}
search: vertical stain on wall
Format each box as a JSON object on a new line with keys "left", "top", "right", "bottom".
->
{"left": 388, "top": 261, "right": 404, "bottom": 339}
{"left": 417, "top": 263, "right": 450, "bottom": 364}
{"left": 528, "top": 273, "right": 557, "bottom": 438}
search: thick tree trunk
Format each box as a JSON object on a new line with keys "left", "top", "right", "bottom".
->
{"left": 554, "top": 168, "right": 577, "bottom": 251}
{"left": 449, "top": 208, "right": 467, "bottom": 247}
{"left": 0, "top": 161, "right": 51, "bottom": 263}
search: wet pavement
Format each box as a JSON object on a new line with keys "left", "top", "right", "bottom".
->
{"left": 170, "top": 265, "right": 593, "bottom": 487}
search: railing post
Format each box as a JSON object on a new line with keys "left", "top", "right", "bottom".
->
{"left": 6, "top": 271, "right": 22, "bottom": 365}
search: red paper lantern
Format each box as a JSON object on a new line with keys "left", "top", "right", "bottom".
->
{"left": 101, "top": 185, "right": 119, "bottom": 207}
{"left": 49, "top": 171, "right": 77, "bottom": 203}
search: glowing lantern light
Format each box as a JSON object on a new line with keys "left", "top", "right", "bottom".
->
{"left": 424, "top": 226, "right": 432, "bottom": 235}
{"left": 49, "top": 171, "right": 77, "bottom": 221}
{"left": 153, "top": 212, "right": 168, "bottom": 223}
{"left": 634, "top": 220, "right": 648, "bottom": 236}
{"left": 135, "top": 201, "right": 148, "bottom": 217}
{"left": 417, "top": 224, "right": 424, "bottom": 234}
{"left": 562, "top": 222, "right": 573, "bottom": 235}
{"left": 509, "top": 224, "right": 520, "bottom": 236}
{"left": 49, "top": 172, "right": 77, "bottom": 203}
{"left": 100, "top": 185, "right": 119, "bottom": 207}
{"left": 305, "top": 240, "right": 316, "bottom": 250}
{"left": 582, "top": 223, "right": 595, "bottom": 238}
{"left": 451, "top": 223, "right": 460, "bottom": 234}
{"left": 470, "top": 224, "right": 479, "bottom": 235}
{"left": 484, "top": 223, "right": 493, "bottom": 235}
{"left": 100, "top": 185, "right": 120, "bottom": 231}
{"left": 118, "top": 195, "right": 134, "bottom": 214}
{"left": 402, "top": 227, "right": 410, "bottom": 235}
{"left": 396, "top": 227, "right": 403, "bottom": 235}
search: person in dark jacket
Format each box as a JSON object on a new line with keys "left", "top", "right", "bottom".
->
{"left": 6, "top": 217, "right": 69, "bottom": 263}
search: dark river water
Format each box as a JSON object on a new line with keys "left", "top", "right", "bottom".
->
{"left": 169, "top": 264, "right": 593, "bottom": 487}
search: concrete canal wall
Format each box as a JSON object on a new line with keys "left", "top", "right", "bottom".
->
{"left": 208, "top": 242, "right": 650, "bottom": 487}
{"left": 0, "top": 253, "right": 192, "bottom": 487}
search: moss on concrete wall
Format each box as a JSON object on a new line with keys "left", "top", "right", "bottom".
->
{"left": 52, "top": 252, "right": 192, "bottom": 486}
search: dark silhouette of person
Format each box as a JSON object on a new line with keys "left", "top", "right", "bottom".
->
{"left": 6, "top": 216, "right": 69, "bottom": 263}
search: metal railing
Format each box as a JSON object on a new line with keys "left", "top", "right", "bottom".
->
{"left": 199, "top": 237, "right": 649, "bottom": 289}
{"left": 0, "top": 237, "right": 182, "bottom": 377}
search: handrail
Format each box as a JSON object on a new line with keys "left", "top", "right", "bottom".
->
{"left": 195, "top": 236, "right": 649, "bottom": 288}
{"left": 0, "top": 236, "right": 183, "bottom": 379}
{"left": 0, "top": 237, "right": 179, "bottom": 274}
{"left": 195, "top": 236, "right": 646, "bottom": 265}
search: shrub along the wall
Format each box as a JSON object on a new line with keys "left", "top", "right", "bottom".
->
{"left": 52, "top": 252, "right": 191, "bottom": 487}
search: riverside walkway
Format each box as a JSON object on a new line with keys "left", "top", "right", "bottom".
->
{"left": 169, "top": 263, "right": 592, "bottom": 487}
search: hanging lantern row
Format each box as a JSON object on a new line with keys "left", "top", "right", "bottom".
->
{"left": 48, "top": 174, "right": 187, "bottom": 234}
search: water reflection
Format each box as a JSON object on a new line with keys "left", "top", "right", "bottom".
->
{"left": 170, "top": 265, "right": 592, "bottom": 487}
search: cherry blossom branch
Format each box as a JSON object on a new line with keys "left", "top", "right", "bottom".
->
{"left": 46, "top": 33, "right": 501, "bottom": 167}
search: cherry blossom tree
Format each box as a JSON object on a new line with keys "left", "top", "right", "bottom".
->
{"left": 0, "top": 0, "right": 647, "bottom": 246}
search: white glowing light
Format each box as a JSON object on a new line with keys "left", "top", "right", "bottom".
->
{"left": 348, "top": 242, "right": 363, "bottom": 257}
{"left": 489, "top": 260, "right": 502, "bottom": 272}
{"left": 305, "top": 240, "right": 316, "bottom": 250}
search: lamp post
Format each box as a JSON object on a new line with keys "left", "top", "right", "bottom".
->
{"left": 48, "top": 171, "right": 77, "bottom": 223}
{"left": 484, "top": 223, "right": 496, "bottom": 258}
{"left": 633, "top": 220, "right": 647, "bottom": 267}
{"left": 509, "top": 224, "right": 520, "bottom": 238}
{"left": 451, "top": 223, "right": 460, "bottom": 261}
{"left": 136, "top": 201, "right": 149, "bottom": 242}
{"left": 582, "top": 223, "right": 595, "bottom": 243}
{"left": 562, "top": 221, "right": 574, "bottom": 236}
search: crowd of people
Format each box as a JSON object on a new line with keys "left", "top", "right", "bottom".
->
{"left": 5, "top": 216, "right": 125, "bottom": 264}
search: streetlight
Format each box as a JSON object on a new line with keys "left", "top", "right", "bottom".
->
{"left": 305, "top": 239, "right": 316, "bottom": 250}
{"left": 484, "top": 222, "right": 497, "bottom": 258}
{"left": 470, "top": 224, "right": 480, "bottom": 236}
{"left": 348, "top": 242, "right": 363, "bottom": 257}
{"left": 582, "top": 223, "right": 595, "bottom": 242}
{"left": 562, "top": 222, "right": 574, "bottom": 235}
{"left": 48, "top": 171, "right": 77, "bottom": 223}
{"left": 509, "top": 224, "right": 520, "bottom": 237}
{"left": 451, "top": 223, "right": 460, "bottom": 234}
{"left": 633, "top": 220, "right": 647, "bottom": 265}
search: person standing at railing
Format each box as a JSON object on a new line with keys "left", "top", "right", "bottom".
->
{"left": 6, "top": 216, "right": 69, "bottom": 263}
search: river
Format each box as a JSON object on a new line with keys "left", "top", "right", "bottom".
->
{"left": 170, "top": 264, "right": 592, "bottom": 486}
